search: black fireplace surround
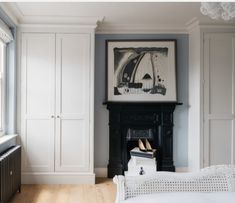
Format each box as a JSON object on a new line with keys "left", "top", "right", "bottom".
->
{"left": 105, "top": 102, "right": 181, "bottom": 178}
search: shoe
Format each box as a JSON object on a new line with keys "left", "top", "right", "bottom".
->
{"left": 145, "top": 139, "right": 153, "bottom": 152}
{"left": 138, "top": 139, "right": 147, "bottom": 152}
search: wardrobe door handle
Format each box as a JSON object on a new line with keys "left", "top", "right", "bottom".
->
{"left": 51, "top": 115, "right": 55, "bottom": 118}
{"left": 57, "top": 116, "right": 60, "bottom": 118}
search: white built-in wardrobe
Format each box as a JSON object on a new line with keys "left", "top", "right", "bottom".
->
{"left": 188, "top": 25, "right": 235, "bottom": 172}
{"left": 18, "top": 27, "right": 95, "bottom": 184}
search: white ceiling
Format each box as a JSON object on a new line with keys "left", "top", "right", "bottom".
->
{"left": 2, "top": 2, "right": 235, "bottom": 33}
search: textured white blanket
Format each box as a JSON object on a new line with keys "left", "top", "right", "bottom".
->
{"left": 123, "top": 192, "right": 235, "bottom": 203}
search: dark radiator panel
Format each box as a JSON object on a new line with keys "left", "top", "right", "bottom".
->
{"left": 0, "top": 146, "right": 21, "bottom": 203}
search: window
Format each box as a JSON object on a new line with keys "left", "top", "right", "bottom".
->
{"left": 0, "top": 18, "right": 14, "bottom": 136}
{"left": 0, "top": 40, "right": 6, "bottom": 135}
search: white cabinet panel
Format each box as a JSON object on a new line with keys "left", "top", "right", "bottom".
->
{"left": 209, "top": 120, "right": 232, "bottom": 165}
{"left": 24, "top": 119, "right": 55, "bottom": 172}
{"left": 55, "top": 34, "right": 90, "bottom": 172}
{"left": 57, "top": 34, "right": 89, "bottom": 116}
{"left": 22, "top": 34, "right": 55, "bottom": 116}
{"left": 21, "top": 33, "right": 55, "bottom": 172}
{"left": 207, "top": 35, "right": 233, "bottom": 115}
{"left": 203, "top": 33, "right": 235, "bottom": 167}
{"left": 56, "top": 119, "right": 89, "bottom": 171}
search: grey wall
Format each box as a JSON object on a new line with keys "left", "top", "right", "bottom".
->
{"left": 94, "top": 34, "right": 189, "bottom": 168}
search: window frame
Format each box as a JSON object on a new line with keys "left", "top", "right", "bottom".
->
{"left": 0, "top": 40, "right": 6, "bottom": 136}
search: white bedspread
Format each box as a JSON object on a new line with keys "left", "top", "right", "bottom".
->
{"left": 123, "top": 192, "right": 235, "bottom": 203}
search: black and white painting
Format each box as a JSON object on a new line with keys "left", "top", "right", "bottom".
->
{"left": 106, "top": 40, "right": 177, "bottom": 102}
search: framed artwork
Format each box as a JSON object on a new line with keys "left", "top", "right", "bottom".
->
{"left": 106, "top": 40, "right": 177, "bottom": 102}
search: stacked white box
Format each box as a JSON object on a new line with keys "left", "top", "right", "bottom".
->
{"left": 125, "top": 156, "right": 157, "bottom": 176}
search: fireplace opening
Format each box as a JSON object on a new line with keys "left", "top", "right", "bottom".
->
{"left": 127, "top": 128, "right": 154, "bottom": 141}
{"left": 125, "top": 128, "right": 157, "bottom": 174}
{"left": 126, "top": 128, "right": 154, "bottom": 154}
{"left": 124, "top": 127, "right": 156, "bottom": 171}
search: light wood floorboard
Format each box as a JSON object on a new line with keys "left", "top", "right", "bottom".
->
{"left": 10, "top": 178, "right": 116, "bottom": 203}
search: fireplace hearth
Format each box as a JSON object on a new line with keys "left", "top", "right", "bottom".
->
{"left": 104, "top": 102, "right": 181, "bottom": 178}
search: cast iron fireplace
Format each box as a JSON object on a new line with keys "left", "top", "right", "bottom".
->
{"left": 105, "top": 102, "right": 181, "bottom": 178}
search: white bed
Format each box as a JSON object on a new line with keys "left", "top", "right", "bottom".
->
{"left": 113, "top": 165, "right": 235, "bottom": 203}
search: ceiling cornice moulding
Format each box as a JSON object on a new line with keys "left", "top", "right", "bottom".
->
{"left": 96, "top": 23, "right": 188, "bottom": 34}
{"left": 186, "top": 17, "right": 200, "bottom": 32}
{"left": 18, "top": 16, "right": 104, "bottom": 27}
{"left": 1, "top": 3, "right": 104, "bottom": 27}
{"left": 0, "top": 2, "right": 189, "bottom": 34}
{"left": 186, "top": 17, "right": 235, "bottom": 33}
{"left": 3, "top": 3, "right": 235, "bottom": 34}
{"left": 0, "top": 3, "right": 19, "bottom": 26}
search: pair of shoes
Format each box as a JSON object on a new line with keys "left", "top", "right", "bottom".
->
{"left": 138, "top": 139, "right": 153, "bottom": 152}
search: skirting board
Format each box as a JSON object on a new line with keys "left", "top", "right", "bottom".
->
{"left": 22, "top": 172, "right": 96, "bottom": 184}
{"left": 94, "top": 167, "right": 189, "bottom": 177}
{"left": 175, "top": 167, "right": 189, "bottom": 172}
{"left": 95, "top": 168, "right": 108, "bottom": 178}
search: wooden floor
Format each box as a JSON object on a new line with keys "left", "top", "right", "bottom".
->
{"left": 10, "top": 178, "right": 116, "bottom": 203}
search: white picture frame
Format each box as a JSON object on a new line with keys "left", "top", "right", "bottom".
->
{"left": 106, "top": 40, "right": 177, "bottom": 102}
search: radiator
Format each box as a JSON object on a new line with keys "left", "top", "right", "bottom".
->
{"left": 0, "top": 146, "right": 21, "bottom": 203}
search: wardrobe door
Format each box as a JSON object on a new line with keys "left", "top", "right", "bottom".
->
{"left": 55, "top": 34, "right": 90, "bottom": 172}
{"left": 21, "top": 33, "right": 56, "bottom": 172}
{"left": 203, "top": 33, "right": 235, "bottom": 166}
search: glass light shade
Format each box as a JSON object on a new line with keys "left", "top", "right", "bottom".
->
{"left": 200, "top": 2, "right": 235, "bottom": 21}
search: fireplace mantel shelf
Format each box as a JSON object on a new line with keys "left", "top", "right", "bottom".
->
{"left": 103, "top": 101, "right": 183, "bottom": 105}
